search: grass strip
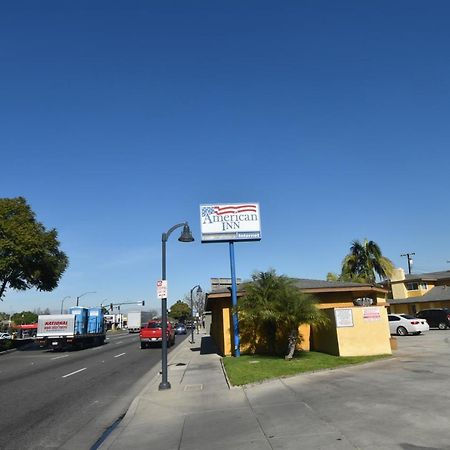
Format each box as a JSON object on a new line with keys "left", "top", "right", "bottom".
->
{"left": 222, "top": 351, "right": 390, "bottom": 386}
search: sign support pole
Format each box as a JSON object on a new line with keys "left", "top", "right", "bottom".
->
{"left": 229, "top": 241, "right": 240, "bottom": 357}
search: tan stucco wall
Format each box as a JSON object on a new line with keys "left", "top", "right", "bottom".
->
{"left": 390, "top": 267, "right": 407, "bottom": 299}
{"left": 391, "top": 283, "right": 408, "bottom": 299}
{"left": 336, "top": 307, "right": 392, "bottom": 356}
{"left": 310, "top": 310, "right": 339, "bottom": 355}
{"left": 389, "top": 304, "right": 410, "bottom": 314}
{"left": 390, "top": 300, "right": 450, "bottom": 315}
{"left": 312, "top": 307, "right": 391, "bottom": 357}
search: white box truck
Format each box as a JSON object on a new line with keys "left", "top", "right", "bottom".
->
{"left": 36, "top": 313, "right": 106, "bottom": 350}
{"left": 127, "top": 311, "right": 152, "bottom": 333}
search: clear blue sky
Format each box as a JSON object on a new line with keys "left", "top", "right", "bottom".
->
{"left": 2, "top": 1, "right": 450, "bottom": 314}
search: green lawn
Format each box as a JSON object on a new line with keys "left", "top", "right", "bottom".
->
{"left": 222, "top": 352, "right": 390, "bottom": 386}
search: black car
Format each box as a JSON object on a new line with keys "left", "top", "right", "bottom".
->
{"left": 416, "top": 308, "right": 450, "bottom": 330}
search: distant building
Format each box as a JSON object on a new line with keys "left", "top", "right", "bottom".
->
{"left": 384, "top": 268, "right": 450, "bottom": 314}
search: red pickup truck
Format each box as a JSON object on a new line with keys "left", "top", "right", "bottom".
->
{"left": 139, "top": 320, "right": 175, "bottom": 349}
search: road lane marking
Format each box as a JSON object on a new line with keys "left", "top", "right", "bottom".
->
{"left": 115, "top": 341, "right": 123, "bottom": 345}
{"left": 114, "top": 353, "right": 126, "bottom": 358}
{"left": 62, "top": 368, "right": 87, "bottom": 378}
{"left": 52, "top": 355, "right": 69, "bottom": 360}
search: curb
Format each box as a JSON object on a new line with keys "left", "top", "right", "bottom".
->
{"left": 98, "top": 337, "right": 191, "bottom": 449}
{"left": 220, "top": 357, "right": 233, "bottom": 390}
{"left": 0, "top": 347, "right": 17, "bottom": 356}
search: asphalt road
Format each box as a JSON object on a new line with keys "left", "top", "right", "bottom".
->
{"left": 0, "top": 331, "right": 187, "bottom": 450}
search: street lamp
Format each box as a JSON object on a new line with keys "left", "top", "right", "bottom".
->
{"left": 60, "top": 296, "right": 71, "bottom": 314}
{"left": 190, "top": 285, "right": 202, "bottom": 344}
{"left": 76, "top": 291, "right": 97, "bottom": 307}
{"left": 159, "top": 222, "right": 194, "bottom": 391}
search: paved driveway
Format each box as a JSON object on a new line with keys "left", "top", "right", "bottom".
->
{"left": 253, "top": 329, "right": 450, "bottom": 449}
{"left": 101, "top": 331, "right": 450, "bottom": 450}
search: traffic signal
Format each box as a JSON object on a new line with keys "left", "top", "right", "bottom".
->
{"left": 141, "top": 300, "right": 145, "bottom": 306}
{"left": 110, "top": 303, "right": 113, "bottom": 312}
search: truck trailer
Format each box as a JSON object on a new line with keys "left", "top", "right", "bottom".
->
{"left": 36, "top": 307, "right": 106, "bottom": 350}
{"left": 127, "top": 311, "right": 153, "bottom": 333}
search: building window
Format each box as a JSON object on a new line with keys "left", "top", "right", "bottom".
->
{"left": 419, "top": 282, "right": 427, "bottom": 290}
{"left": 406, "top": 282, "right": 419, "bottom": 291}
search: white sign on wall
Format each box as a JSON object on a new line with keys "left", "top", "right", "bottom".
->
{"left": 156, "top": 280, "right": 168, "bottom": 299}
{"left": 335, "top": 308, "right": 354, "bottom": 327}
{"left": 200, "top": 203, "right": 261, "bottom": 243}
{"left": 363, "top": 307, "right": 381, "bottom": 321}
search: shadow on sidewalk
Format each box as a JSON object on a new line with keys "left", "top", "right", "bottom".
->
{"left": 189, "top": 336, "right": 220, "bottom": 355}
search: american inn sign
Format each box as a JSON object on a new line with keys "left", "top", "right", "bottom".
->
{"left": 200, "top": 203, "right": 261, "bottom": 243}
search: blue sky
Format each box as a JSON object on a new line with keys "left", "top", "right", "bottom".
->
{"left": 2, "top": 1, "right": 450, "bottom": 314}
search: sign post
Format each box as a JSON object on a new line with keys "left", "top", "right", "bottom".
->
{"left": 200, "top": 203, "right": 261, "bottom": 357}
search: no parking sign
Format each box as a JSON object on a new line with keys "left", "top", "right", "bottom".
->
{"left": 156, "top": 280, "right": 168, "bottom": 299}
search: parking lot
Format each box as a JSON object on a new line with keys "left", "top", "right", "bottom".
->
{"left": 277, "top": 328, "right": 450, "bottom": 449}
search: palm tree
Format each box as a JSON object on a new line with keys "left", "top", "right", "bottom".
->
{"left": 341, "top": 239, "right": 394, "bottom": 283}
{"left": 238, "top": 270, "right": 329, "bottom": 359}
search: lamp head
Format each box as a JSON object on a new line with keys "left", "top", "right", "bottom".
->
{"left": 178, "top": 223, "right": 194, "bottom": 242}
{"left": 197, "top": 286, "right": 202, "bottom": 293}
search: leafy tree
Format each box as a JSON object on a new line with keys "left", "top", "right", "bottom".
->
{"left": 341, "top": 239, "right": 394, "bottom": 283}
{"left": 182, "top": 291, "right": 206, "bottom": 319}
{"left": 11, "top": 311, "right": 38, "bottom": 325}
{"left": 169, "top": 300, "right": 191, "bottom": 321}
{"left": 326, "top": 271, "right": 372, "bottom": 284}
{"left": 238, "top": 270, "right": 329, "bottom": 359}
{"left": 0, "top": 197, "right": 69, "bottom": 301}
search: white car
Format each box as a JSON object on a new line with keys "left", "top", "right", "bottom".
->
{"left": 0, "top": 333, "right": 12, "bottom": 340}
{"left": 388, "top": 314, "right": 429, "bottom": 336}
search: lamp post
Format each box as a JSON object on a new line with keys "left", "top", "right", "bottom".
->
{"left": 76, "top": 291, "right": 96, "bottom": 307}
{"left": 60, "top": 296, "right": 71, "bottom": 314}
{"left": 159, "top": 222, "right": 194, "bottom": 391}
{"left": 190, "top": 285, "right": 202, "bottom": 344}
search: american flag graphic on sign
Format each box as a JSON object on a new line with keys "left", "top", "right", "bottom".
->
{"left": 201, "top": 204, "right": 257, "bottom": 216}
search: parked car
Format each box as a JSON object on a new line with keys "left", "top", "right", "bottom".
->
{"left": 175, "top": 323, "right": 187, "bottom": 335}
{"left": 416, "top": 308, "right": 450, "bottom": 329}
{"left": 0, "top": 333, "right": 12, "bottom": 340}
{"left": 388, "top": 314, "right": 429, "bottom": 336}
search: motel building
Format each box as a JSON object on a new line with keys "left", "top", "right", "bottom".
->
{"left": 200, "top": 204, "right": 392, "bottom": 358}
{"left": 384, "top": 268, "right": 450, "bottom": 314}
{"left": 205, "top": 277, "right": 393, "bottom": 358}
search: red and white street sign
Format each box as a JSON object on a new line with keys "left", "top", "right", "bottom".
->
{"left": 156, "top": 280, "right": 168, "bottom": 299}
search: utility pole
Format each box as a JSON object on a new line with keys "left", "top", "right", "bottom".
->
{"left": 401, "top": 252, "right": 415, "bottom": 274}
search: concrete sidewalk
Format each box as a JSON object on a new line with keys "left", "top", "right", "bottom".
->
{"left": 100, "top": 333, "right": 355, "bottom": 450}
{"left": 100, "top": 331, "right": 450, "bottom": 450}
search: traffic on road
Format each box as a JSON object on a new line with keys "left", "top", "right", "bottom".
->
{"left": 0, "top": 330, "right": 187, "bottom": 450}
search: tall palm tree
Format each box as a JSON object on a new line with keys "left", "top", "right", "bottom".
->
{"left": 238, "top": 270, "right": 329, "bottom": 359}
{"left": 341, "top": 239, "right": 394, "bottom": 283}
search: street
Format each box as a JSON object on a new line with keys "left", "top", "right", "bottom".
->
{"left": 0, "top": 331, "right": 187, "bottom": 450}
